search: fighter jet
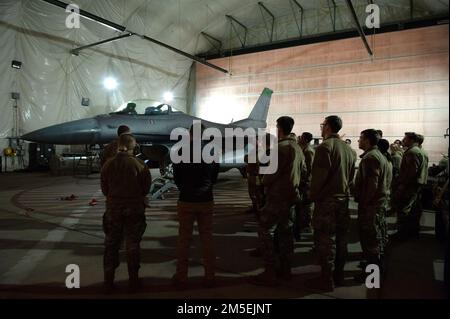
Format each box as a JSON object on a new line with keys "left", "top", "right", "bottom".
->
{"left": 22, "top": 88, "right": 273, "bottom": 171}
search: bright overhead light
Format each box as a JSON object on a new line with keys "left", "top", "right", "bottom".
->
{"left": 163, "top": 91, "right": 174, "bottom": 103}
{"left": 103, "top": 77, "right": 118, "bottom": 90}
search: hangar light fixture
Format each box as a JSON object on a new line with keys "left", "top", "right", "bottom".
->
{"left": 163, "top": 91, "right": 174, "bottom": 103}
{"left": 103, "top": 77, "right": 118, "bottom": 90}
{"left": 11, "top": 60, "right": 22, "bottom": 69}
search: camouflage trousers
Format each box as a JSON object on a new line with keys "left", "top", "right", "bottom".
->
{"left": 248, "top": 183, "right": 265, "bottom": 212}
{"left": 395, "top": 187, "right": 423, "bottom": 236}
{"left": 358, "top": 202, "right": 387, "bottom": 264}
{"left": 103, "top": 202, "right": 146, "bottom": 275}
{"left": 294, "top": 192, "right": 313, "bottom": 234}
{"left": 176, "top": 201, "right": 215, "bottom": 280}
{"left": 258, "top": 199, "right": 295, "bottom": 271}
{"left": 313, "top": 198, "right": 350, "bottom": 275}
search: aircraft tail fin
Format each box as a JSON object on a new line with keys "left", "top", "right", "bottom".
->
{"left": 231, "top": 88, "right": 273, "bottom": 128}
{"left": 248, "top": 87, "right": 273, "bottom": 121}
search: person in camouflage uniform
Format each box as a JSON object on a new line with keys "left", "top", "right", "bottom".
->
{"left": 250, "top": 116, "right": 305, "bottom": 286}
{"left": 393, "top": 132, "right": 428, "bottom": 240}
{"left": 377, "top": 138, "right": 393, "bottom": 242}
{"left": 100, "top": 125, "right": 131, "bottom": 167}
{"left": 245, "top": 134, "right": 272, "bottom": 258}
{"left": 345, "top": 138, "right": 358, "bottom": 163}
{"left": 306, "top": 115, "right": 356, "bottom": 291}
{"left": 293, "top": 132, "right": 315, "bottom": 240}
{"left": 101, "top": 134, "right": 152, "bottom": 292}
{"left": 353, "top": 130, "right": 391, "bottom": 281}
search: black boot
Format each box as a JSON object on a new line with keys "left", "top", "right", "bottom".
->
{"left": 104, "top": 270, "right": 115, "bottom": 294}
{"left": 128, "top": 269, "right": 142, "bottom": 293}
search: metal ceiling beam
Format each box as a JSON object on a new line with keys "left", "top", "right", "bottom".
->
{"left": 201, "top": 32, "right": 223, "bottom": 54}
{"left": 70, "top": 32, "right": 134, "bottom": 55}
{"left": 289, "top": 0, "right": 304, "bottom": 37}
{"left": 328, "top": 0, "right": 337, "bottom": 32}
{"left": 344, "top": 0, "right": 373, "bottom": 56}
{"left": 39, "top": 0, "right": 228, "bottom": 74}
{"left": 198, "top": 15, "right": 448, "bottom": 60}
{"left": 258, "top": 2, "right": 275, "bottom": 42}
{"left": 226, "top": 15, "right": 248, "bottom": 48}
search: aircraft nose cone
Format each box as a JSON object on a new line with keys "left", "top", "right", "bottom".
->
{"left": 21, "top": 118, "right": 100, "bottom": 145}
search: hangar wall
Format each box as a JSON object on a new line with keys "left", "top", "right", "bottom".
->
{"left": 195, "top": 25, "right": 449, "bottom": 165}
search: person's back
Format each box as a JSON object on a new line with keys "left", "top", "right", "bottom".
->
{"left": 173, "top": 144, "right": 219, "bottom": 203}
{"left": 102, "top": 152, "right": 151, "bottom": 203}
{"left": 263, "top": 134, "right": 305, "bottom": 203}
{"left": 310, "top": 136, "right": 356, "bottom": 201}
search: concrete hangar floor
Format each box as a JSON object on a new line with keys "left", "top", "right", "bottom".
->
{"left": 0, "top": 169, "right": 446, "bottom": 299}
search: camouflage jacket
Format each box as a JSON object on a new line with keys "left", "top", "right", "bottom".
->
{"left": 310, "top": 134, "right": 356, "bottom": 202}
{"left": 262, "top": 135, "right": 305, "bottom": 203}
{"left": 397, "top": 144, "right": 428, "bottom": 193}
{"left": 353, "top": 146, "right": 391, "bottom": 206}
{"left": 101, "top": 152, "right": 152, "bottom": 204}
{"left": 301, "top": 144, "right": 315, "bottom": 188}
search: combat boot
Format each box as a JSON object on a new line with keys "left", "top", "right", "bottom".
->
{"left": 128, "top": 269, "right": 142, "bottom": 293}
{"left": 276, "top": 261, "right": 292, "bottom": 281}
{"left": 249, "top": 268, "right": 280, "bottom": 287}
{"left": 103, "top": 270, "right": 115, "bottom": 294}
{"left": 333, "top": 269, "right": 345, "bottom": 287}
{"left": 305, "top": 265, "right": 334, "bottom": 292}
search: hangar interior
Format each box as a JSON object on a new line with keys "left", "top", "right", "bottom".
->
{"left": 0, "top": 0, "right": 449, "bottom": 299}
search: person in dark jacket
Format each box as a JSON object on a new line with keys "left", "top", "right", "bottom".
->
{"left": 172, "top": 123, "right": 219, "bottom": 289}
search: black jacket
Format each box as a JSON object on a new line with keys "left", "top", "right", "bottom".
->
{"left": 173, "top": 142, "right": 219, "bottom": 203}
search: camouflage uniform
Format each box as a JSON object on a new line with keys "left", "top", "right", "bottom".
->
{"left": 310, "top": 134, "right": 356, "bottom": 280}
{"left": 101, "top": 152, "right": 151, "bottom": 282}
{"left": 394, "top": 144, "right": 428, "bottom": 237}
{"left": 245, "top": 158, "right": 265, "bottom": 214}
{"left": 294, "top": 144, "right": 315, "bottom": 235}
{"left": 353, "top": 146, "right": 391, "bottom": 266}
{"left": 391, "top": 150, "right": 403, "bottom": 181}
{"left": 259, "top": 135, "right": 305, "bottom": 274}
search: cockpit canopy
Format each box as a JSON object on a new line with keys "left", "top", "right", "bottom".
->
{"left": 112, "top": 103, "right": 180, "bottom": 115}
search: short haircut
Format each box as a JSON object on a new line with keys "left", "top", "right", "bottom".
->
{"left": 376, "top": 130, "right": 383, "bottom": 138}
{"left": 276, "top": 116, "right": 294, "bottom": 135}
{"left": 361, "top": 129, "right": 380, "bottom": 146}
{"left": 301, "top": 132, "right": 313, "bottom": 143}
{"left": 378, "top": 138, "right": 390, "bottom": 153}
{"left": 394, "top": 139, "right": 403, "bottom": 146}
{"left": 117, "top": 125, "right": 130, "bottom": 136}
{"left": 416, "top": 134, "right": 424, "bottom": 146}
{"left": 118, "top": 133, "right": 136, "bottom": 151}
{"left": 325, "top": 115, "right": 342, "bottom": 133}
{"left": 404, "top": 132, "right": 418, "bottom": 142}
{"left": 345, "top": 138, "right": 352, "bottom": 144}
{"left": 390, "top": 143, "right": 402, "bottom": 153}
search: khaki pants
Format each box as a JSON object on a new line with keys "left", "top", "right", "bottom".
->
{"left": 176, "top": 201, "right": 215, "bottom": 281}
